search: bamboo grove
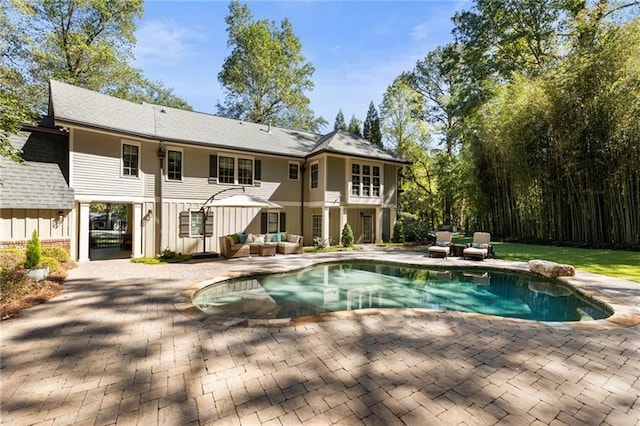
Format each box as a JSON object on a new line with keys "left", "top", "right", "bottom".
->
{"left": 390, "top": 0, "right": 640, "bottom": 249}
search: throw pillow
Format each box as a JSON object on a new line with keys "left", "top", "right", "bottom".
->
{"left": 273, "top": 233, "right": 282, "bottom": 242}
{"left": 280, "top": 232, "right": 287, "bottom": 241}
{"left": 246, "top": 233, "right": 254, "bottom": 243}
{"left": 254, "top": 236, "right": 265, "bottom": 244}
{"left": 237, "top": 233, "right": 246, "bottom": 243}
{"left": 436, "top": 241, "right": 450, "bottom": 247}
{"left": 472, "top": 242, "right": 489, "bottom": 249}
{"left": 265, "top": 234, "right": 272, "bottom": 242}
{"left": 288, "top": 234, "right": 298, "bottom": 243}
{"left": 231, "top": 233, "right": 239, "bottom": 244}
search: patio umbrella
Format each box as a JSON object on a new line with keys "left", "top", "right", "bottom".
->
{"left": 203, "top": 193, "right": 282, "bottom": 209}
{"left": 194, "top": 192, "right": 282, "bottom": 258}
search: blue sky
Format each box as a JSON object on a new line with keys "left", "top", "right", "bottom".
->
{"left": 134, "top": 1, "right": 470, "bottom": 133}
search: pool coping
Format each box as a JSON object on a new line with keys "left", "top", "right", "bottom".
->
{"left": 173, "top": 251, "right": 640, "bottom": 329}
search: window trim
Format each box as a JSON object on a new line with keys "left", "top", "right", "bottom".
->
{"left": 189, "top": 210, "right": 204, "bottom": 237}
{"left": 310, "top": 161, "right": 319, "bottom": 189}
{"left": 288, "top": 161, "right": 300, "bottom": 181}
{"left": 350, "top": 161, "right": 382, "bottom": 198}
{"left": 121, "top": 140, "right": 140, "bottom": 179}
{"left": 215, "top": 154, "right": 255, "bottom": 186}
{"left": 166, "top": 147, "right": 183, "bottom": 181}
{"left": 312, "top": 214, "right": 322, "bottom": 240}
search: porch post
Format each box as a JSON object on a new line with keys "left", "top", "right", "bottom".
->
{"left": 375, "top": 207, "right": 382, "bottom": 243}
{"left": 78, "top": 202, "right": 90, "bottom": 262}
{"left": 132, "top": 203, "right": 143, "bottom": 258}
{"left": 322, "top": 207, "right": 330, "bottom": 245}
{"left": 339, "top": 207, "right": 347, "bottom": 233}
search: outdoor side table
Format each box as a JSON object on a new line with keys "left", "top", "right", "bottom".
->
{"left": 259, "top": 244, "right": 276, "bottom": 256}
{"left": 452, "top": 244, "right": 466, "bottom": 257}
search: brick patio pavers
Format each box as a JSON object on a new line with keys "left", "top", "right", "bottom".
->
{"left": 1, "top": 250, "right": 639, "bottom": 425}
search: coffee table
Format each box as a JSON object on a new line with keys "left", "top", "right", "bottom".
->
{"left": 258, "top": 244, "right": 276, "bottom": 256}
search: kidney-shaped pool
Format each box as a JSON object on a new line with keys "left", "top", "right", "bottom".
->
{"left": 192, "top": 261, "right": 612, "bottom": 323}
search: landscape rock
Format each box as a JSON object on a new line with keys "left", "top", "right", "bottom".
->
{"left": 528, "top": 260, "right": 575, "bottom": 278}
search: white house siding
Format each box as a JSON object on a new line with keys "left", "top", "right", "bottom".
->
{"left": 0, "top": 208, "right": 71, "bottom": 250}
{"left": 383, "top": 164, "right": 398, "bottom": 206}
{"left": 71, "top": 129, "right": 145, "bottom": 198}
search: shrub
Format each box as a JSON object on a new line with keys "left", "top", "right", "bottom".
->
{"left": 341, "top": 223, "right": 354, "bottom": 247}
{"left": 37, "top": 257, "right": 60, "bottom": 272}
{"left": 313, "top": 236, "right": 329, "bottom": 249}
{"left": 41, "top": 247, "right": 70, "bottom": 263}
{"left": 392, "top": 220, "right": 405, "bottom": 243}
{"left": 0, "top": 249, "right": 25, "bottom": 271}
{"left": 24, "top": 231, "right": 41, "bottom": 269}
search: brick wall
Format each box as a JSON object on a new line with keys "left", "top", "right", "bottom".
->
{"left": 0, "top": 238, "right": 71, "bottom": 254}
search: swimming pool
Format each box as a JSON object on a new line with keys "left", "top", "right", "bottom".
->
{"left": 192, "top": 261, "right": 612, "bottom": 323}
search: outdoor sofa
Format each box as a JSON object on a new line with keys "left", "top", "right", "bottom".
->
{"left": 219, "top": 233, "right": 303, "bottom": 258}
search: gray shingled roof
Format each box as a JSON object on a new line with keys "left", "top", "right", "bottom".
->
{"left": 0, "top": 133, "right": 74, "bottom": 209}
{"left": 307, "top": 129, "right": 408, "bottom": 163}
{"left": 49, "top": 80, "right": 407, "bottom": 163}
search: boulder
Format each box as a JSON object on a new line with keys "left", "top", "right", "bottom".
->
{"left": 528, "top": 260, "right": 575, "bottom": 278}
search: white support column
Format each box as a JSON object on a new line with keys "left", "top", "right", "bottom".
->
{"left": 390, "top": 207, "right": 397, "bottom": 241}
{"left": 69, "top": 202, "right": 78, "bottom": 261}
{"left": 78, "top": 202, "right": 90, "bottom": 262}
{"left": 375, "top": 207, "right": 382, "bottom": 243}
{"left": 339, "top": 207, "right": 347, "bottom": 233}
{"left": 132, "top": 203, "right": 143, "bottom": 258}
{"left": 322, "top": 207, "right": 330, "bottom": 245}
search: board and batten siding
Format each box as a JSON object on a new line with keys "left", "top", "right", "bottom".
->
{"left": 0, "top": 208, "right": 70, "bottom": 243}
{"left": 383, "top": 164, "right": 398, "bottom": 206}
{"left": 71, "top": 130, "right": 145, "bottom": 197}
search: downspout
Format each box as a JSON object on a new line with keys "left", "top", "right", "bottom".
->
{"left": 301, "top": 159, "right": 307, "bottom": 241}
{"left": 157, "top": 141, "right": 165, "bottom": 253}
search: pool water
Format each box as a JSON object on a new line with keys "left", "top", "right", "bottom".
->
{"left": 192, "top": 262, "right": 611, "bottom": 322}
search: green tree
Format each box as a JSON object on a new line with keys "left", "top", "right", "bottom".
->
{"left": 0, "top": 0, "right": 190, "bottom": 157}
{"left": 362, "top": 101, "right": 383, "bottom": 149}
{"left": 24, "top": 230, "right": 41, "bottom": 269}
{"left": 341, "top": 223, "right": 354, "bottom": 247}
{"left": 217, "top": 1, "right": 325, "bottom": 132}
{"left": 380, "top": 77, "right": 438, "bottom": 231}
{"left": 333, "top": 109, "right": 346, "bottom": 131}
{"left": 347, "top": 114, "right": 362, "bottom": 136}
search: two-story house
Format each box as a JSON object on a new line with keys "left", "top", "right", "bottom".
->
{"left": 0, "top": 80, "right": 407, "bottom": 261}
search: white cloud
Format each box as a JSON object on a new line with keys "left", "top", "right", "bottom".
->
{"left": 410, "top": 23, "right": 428, "bottom": 41}
{"left": 134, "top": 20, "right": 205, "bottom": 66}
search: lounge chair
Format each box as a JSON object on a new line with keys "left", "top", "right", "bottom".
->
{"left": 463, "top": 232, "right": 491, "bottom": 260}
{"left": 428, "top": 231, "right": 452, "bottom": 258}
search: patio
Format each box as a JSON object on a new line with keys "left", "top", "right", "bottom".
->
{"left": 1, "top": 249, "right": 638, "bottom": 425}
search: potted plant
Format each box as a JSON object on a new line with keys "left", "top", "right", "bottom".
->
{"left": 24, "top": 230, "right": 49, "bottom": 281}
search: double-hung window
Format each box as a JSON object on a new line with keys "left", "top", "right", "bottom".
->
{"left": 289, "top": 162, "right": 299, "bottom": 180}
{"left": 167, "top": 150, "right": 182, "bottom": 181}
{"left": 312, "top": 215, "right": 322, "bottom": 240}
{"left": 238, "top": 158, "right": 253, "bottom": 185}
{"left": 351, "top": 164, "right": 360, "bottom": 196}
{"left": 190, "top": 211, "right": 204, "bottom": 236}
{"left": 362, "top": 165, "right": 371, "bottom": 196}
{"left": 218, "top": 156, "right": 235, "bottom": 184}
{"left": 310, "top": 163, "right": 319, "bottom": 189}
{"left": 372, "top": 166, "right": 380, "bottom": 196}
{"left": 122, "top": 143, "right": 139, "bottom": 177}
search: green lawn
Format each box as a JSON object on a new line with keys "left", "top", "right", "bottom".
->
{"left": 452, "top": 237, "right": 640, "bottom": 283}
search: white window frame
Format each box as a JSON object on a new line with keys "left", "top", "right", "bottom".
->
{"left": 121, "top": 140, "right": 141, "bottom": 178}
{"left": 312, "top": 215, "right": 322, "bottom": 240}
{"left": 166, "top": 147, "right": 183, "bottom": 181}
{"left": 310, "top": 161, "right": 319, "bottom": 189}
{"left": 217, "top": 154, "right": 254, "bottom": 186}
{"left": 350, "top": 161, "right": 382, "bottom": 198}
{"left": 267, "top": 212, "right": 279, "bottom": 233}
{"left": 288, "top": 162, "right": 300, "bottom": 181}
{"left": 189, "top": 210, "right": 204, "bottom": 237}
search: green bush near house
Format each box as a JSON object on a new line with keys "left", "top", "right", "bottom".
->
{"left": 42, "top": 247, "right": 70, "bottom": 264}
{"left": 24, "top": 231, "right": 41, "bottom": 269}
{"left": 37, "top": 257, "right": 60, "bottom": 273}
{"left": 341, "top": 224, "right": 354, "bottom": 247}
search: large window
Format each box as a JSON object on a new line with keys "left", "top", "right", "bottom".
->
{"left": 310, "top": 163, "right": 319, "bottom": 189}
{"left": 167, "top": 150, "right": 182, "bottom": 181}
{"left": 351, "top": 164, "right": 360, "bottom": 196}
{"left": 122, "top": 143, "right": 139, "bottom": 177}
{"left": 238, "top": 158, "right": 253, "bottom": 185}
{"left": 351, "top": 162, "right": 381, "bottom": 198}
{"left": 218, "top": 156, "right": 235, "bottom": 184}
{"left": 289, "top": 162, "right": 299, "bottom": 180}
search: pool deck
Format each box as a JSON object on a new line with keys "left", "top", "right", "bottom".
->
{"left": 1, "top": 248, "right": 639, "bottom": 425}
